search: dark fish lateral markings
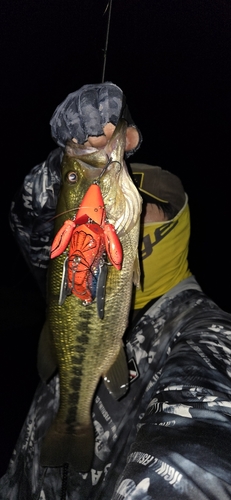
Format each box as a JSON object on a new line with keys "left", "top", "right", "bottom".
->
{"left": 38, "top": 120, "right": 142, "bottom": 472}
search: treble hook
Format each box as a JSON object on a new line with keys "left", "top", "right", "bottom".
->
{"left": 95, "top": 156, "right": 121, "bottom": 185}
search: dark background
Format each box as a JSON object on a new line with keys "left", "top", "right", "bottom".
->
{"left": 1, "top": 0, "right": 231, "bottom": 476}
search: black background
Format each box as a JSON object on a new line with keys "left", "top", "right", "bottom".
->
{"left": 1, "top": 0, "right": 231, "bottom": 476}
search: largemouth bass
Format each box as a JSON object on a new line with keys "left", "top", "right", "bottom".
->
{"left": 38, "top": 119, "right": 142, "bottom": 472}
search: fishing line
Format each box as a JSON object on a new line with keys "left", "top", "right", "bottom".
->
{"left": 45, "top": 204, "right": 104, "bottom": 224}
{"left": 102, "top": 0, "right": 113, "bottom": 82}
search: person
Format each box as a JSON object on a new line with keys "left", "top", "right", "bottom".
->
{"left": 1, "top": 82, "right": 231, "bottom": 500}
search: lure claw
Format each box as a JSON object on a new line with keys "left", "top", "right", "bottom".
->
{"left": 50, "top": 219, "right": 76, "bottom": 259}
{"left": 103, "top": 223, "right": 123, "bottom": 270}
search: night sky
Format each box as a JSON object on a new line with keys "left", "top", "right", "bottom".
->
{"left": 1, "top": 0, "right": 231, "bottom": 475}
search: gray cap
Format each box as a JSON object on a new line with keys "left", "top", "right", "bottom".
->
{"left": 130, "top": 163, "right": 186, "bottom": 212}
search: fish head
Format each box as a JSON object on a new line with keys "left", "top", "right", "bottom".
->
{"left": 55, "top": 144, "right": 106, "bottom": 229}
{"left": 55, "top": 119, "right": 142, "bottom": 235}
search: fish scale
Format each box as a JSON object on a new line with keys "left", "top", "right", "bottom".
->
{"left": 37, "top": 119, "right": 142, "bottom": 471}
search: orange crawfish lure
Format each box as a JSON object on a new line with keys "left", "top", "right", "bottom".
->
{"left": 50, "top": 183, "right": 123, "bottom": 317}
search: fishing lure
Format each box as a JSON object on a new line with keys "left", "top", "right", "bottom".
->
{"left": 50, "top": 182, "right": 123, "bottom": 313}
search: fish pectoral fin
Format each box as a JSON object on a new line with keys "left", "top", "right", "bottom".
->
{"left": 133, "top": 251, "right": 141, "bottom": 288}
{"left": 37, "top": 320, "right": 58, "bottom": 382}
{"left": 103, "top": 343, "right": 129, "bottom": 400}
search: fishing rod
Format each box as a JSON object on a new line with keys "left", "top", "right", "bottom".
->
{"left": 102, "top": 0, "right": 113, "bottom": 83}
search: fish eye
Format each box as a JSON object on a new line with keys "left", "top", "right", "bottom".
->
{"left": 66, "top": 171, "right": 78, "bottom": 184}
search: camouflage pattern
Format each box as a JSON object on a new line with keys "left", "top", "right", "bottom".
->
{"left": 9, "top": 148, "right": 62, "bottom": 295}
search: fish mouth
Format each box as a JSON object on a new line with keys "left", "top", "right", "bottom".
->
{"left": 101, "top": 120, "right": 142, "bottom": 236}
{"left": 65, "top": 119, "right": 142, "bottom": 235}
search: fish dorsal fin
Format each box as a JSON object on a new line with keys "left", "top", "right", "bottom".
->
{"left": 103, "top": 343, "right": 129, "bottom": 400}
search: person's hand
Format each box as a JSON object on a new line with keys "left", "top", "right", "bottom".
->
{"left": 50, "top": 82, "right": 142, "bottom": 157}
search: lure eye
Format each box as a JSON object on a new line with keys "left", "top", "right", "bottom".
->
{"left": 66, "top": 171, "right": 78, "bottom": 184}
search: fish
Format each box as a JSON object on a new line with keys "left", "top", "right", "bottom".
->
{"left": 37, "top": 119, "right": 142, "bottom": 472}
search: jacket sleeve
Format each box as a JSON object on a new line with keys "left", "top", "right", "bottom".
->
{"left": 9, "top": 147, "right": 62, "bottom": 294}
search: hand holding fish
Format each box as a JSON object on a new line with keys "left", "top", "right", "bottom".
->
{"left": 50, "top": 81, "right": 142, "bottom": 155}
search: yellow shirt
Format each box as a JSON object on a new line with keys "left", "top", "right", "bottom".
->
{"left": 133, "top": 195, "right": 192, "bottom": 310}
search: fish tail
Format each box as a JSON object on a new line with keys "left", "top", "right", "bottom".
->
{"left": 40, "top": 420, "right": 95, "bottom": 472}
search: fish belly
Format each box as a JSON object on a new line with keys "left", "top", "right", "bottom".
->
{"left": 40, "top": 240, "right": 134, "bottom": 471}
